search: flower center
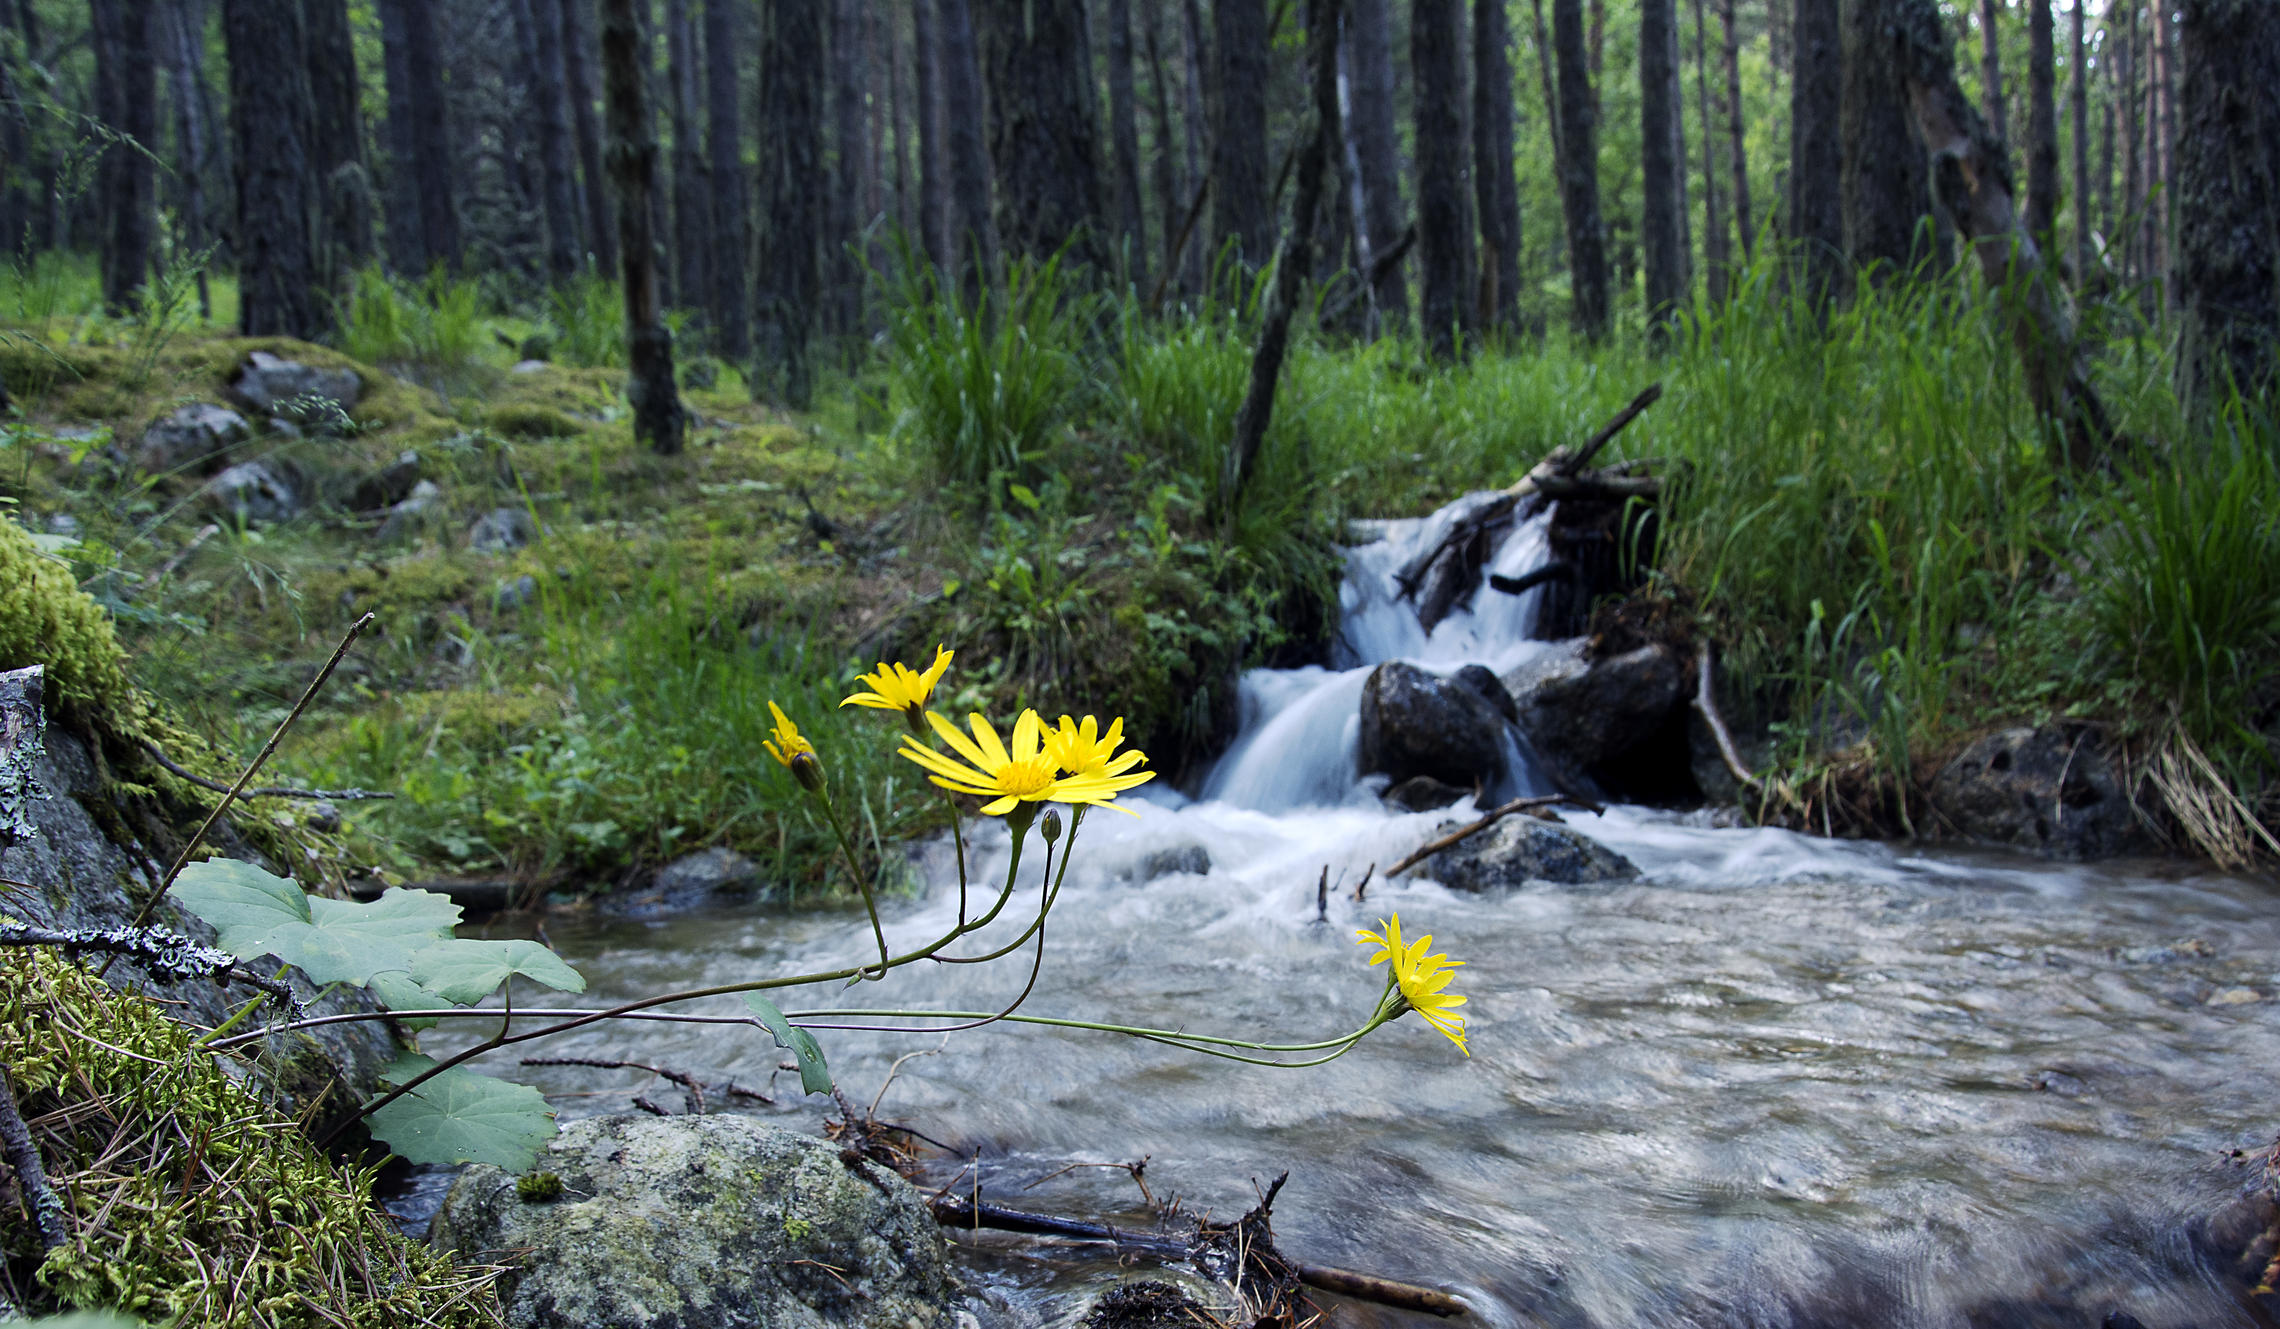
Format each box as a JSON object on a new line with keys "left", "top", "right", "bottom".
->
{"left": 998, "top": 757, "right": 1057, "bottom": 798}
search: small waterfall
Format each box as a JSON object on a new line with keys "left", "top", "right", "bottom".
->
{"left": 1203, "top": 492, "right": 1566, "bottom": 811}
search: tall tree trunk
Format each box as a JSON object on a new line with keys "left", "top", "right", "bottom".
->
{"left": 1145, "top": 0, "right": 1186, "bottom": 298}
{"left": 2149, "top": 0, "right": 2172, "bottom": 304}
{"left": 1841, "top": 0, "right": 1933, "bottom": 279}
{"left": 1788, "top": 0, "right": 1842, "bottom": 302}
{"left": 1693, "top": 0, "right": 1727, "bottom": 303}
{"left": 831, "top": 0, "right": 867, "bottom": 331}
{"left": 561, "top": 0, "right": 618, "bottom": 273}
{"left": 2096, "top": 3, "right": 2114, "bottom": 246}
{"left": 914, "top": 0, "right": 947, "bottom": 272}
{"left": 974, "top": 0, "right": 1107, "bottom": 271}
{"left": 600, "top": 0, "right": 683, "bottom": 451}
{"left": 1178, "top": 0, "right": 1209, "bottom": 294}
{"left": 938, "top": 0, "right": 994, "bottom": 298}
{"left": 1475, "top": 0, "right": 1522, "bottom": 336}
{"left": 2026, "top": 0, "right": 2056, "bottom": 245}
{"left": 2069, "top": 0, "right": 2087, "bottom": 280}
{"left": 222, "top": 0, "right": 323, "bottom": 338}
{"left": 378, "top": 0, "right": 459, "bottom": 274}
{"left": 665, "top": 0, "right": 708, "bottom": 317}
{"left": 160, "top": 0, "right": 214, "bottom": 319}
{"left": 1552, "top": 0, "right": 1608, "bottom": 339}
{"left": 1105, "top": 0, "right": 1148, "bottom": 287}
{"left": 2173, "top": 0, "right": 2280, "bottom": 406}
{"left": 1979, "top": 0, "right": 2007, "bottom": 143}
{"left": 304, "top": 0, "right": 371, "bottom": 272}
{"left": 2118, "top": 1, "right": 2139, "bottom": 282}
{"left": 1212, "top": 0, "right": 1273, "bottom": 272}
{"left": 91, "top": 0, "right": 155, "bottom": 315}
{"left": 1349, "top": 0, "right": 1409, "bottom": 329}
{"left": 703, "top": 0, "right": 749, "bottom": 358}
{"left": 1529, "top": 0, "right": 1569, "bottom": 258}
{"left": 756, "top": 0, "right": 823, "bottom": 408}
{"left": 1640, "top": 0, "right": 1687, "bottom": 337}
{"left": 1719, "top": 0, "right": 1753, "bottom": 259}
{"left": 515, "top": 0, "right": 584, "bottom": 278}
{"left": 1413, "top": 0, "right": 1474, "bottom": 360}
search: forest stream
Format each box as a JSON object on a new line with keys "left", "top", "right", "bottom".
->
{"left": 413, "top": 498, "right": 2280, "bottom": 1329}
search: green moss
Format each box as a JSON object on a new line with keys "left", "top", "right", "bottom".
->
{"left": 486, "top": 403, "right": 586, "bottom": 438}
{"left": 0, "top": 517, "right": 133, "bottom": 711}
{"left": 0, "top": 948, "right": 503, "bottom": 1327}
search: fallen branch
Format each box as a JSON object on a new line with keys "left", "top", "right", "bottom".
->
{"left": 1531, "top": 473, "right": 1662, "bottom": 501}
{"left": 139, "top": 742, "right": 395, "bottom": 802}
{"left": 0, "top": 920, "right": 301, "bottom": 1012}
{"left": 1385, "top": 794, "right": 1598, "bottom": 878}
{"left": 1503, "top": 382, "right": 1665, "bottom": 501}
{"left": 0, "top": 1063, "right": 69, "bottom": 1250}
{"left": 1690, "top": 647, "right": 1760, "bottom": 792}
{"left": 1487, "top": 561, "right": 1577, "bottom": 597}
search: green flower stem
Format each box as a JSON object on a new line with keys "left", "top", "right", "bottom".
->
{"left": 934, "top": 808, "right": 1081, "bottom": 965}
{"left": 784, "top": 1007, "right": 1387, "bottom": 1067}
{"left": 815, "top": 789, "right": 890, "bottom": 978}
{"left": 940, "top": 788, "right": 971, "bottom": 927}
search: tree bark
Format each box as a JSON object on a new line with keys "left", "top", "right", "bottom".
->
{"left": 600, "top": 0, "right": 683, "bottom": 452}
{"left": 703, "top": 0, "right": 750, "bottom": 358}
{"left": 2026, "top": 0, "right": 2057, "bottom": 245}
{"left": 1892, "top": 0, "right": 2110, "bottom": 465}
{"left": 1979, "top": 0, "right": 2007, "bottom": 143}
{"left": 222, "top": 0, "right": 323, "bottom": 338}
{"left": 1106, "top": 0, "right": 1149, "bottom": 287}
{"left": 1528, "top": 0, "right": 1569, "bottom": 262}
{"left": 378, "top": 0, "right": 459, "bottom": 273}
{"left": 91, "top": 0, "right": 155, "bottom": 315}
{"left": 1414, "top": 0, "right": 1474, "bottom": 360}
{"left": 939, "top": 0, "right": 994, "bottom": 298}
{"left": 831, "top": 0, "right": 868, "bottom": 331}
{"left": 2148, "top": 0, "right": 2172, "bottom": 301}
{"left": 974, "top": 0, "right": 1107, "bottom": 271}
{"left": 1145, "top": 0, "right": 1186, "bottom": 298}
{"left": 1640, "top": 0, "right": 1686, "bottom": 337}
{"left": 756, "top": 0, "right": 823, "bottom": 408}
{"left": 561, "top": 0, "right": 618, "bottom": 274}
{"left": 2118, "top": 0, "right": 2139, "bottom": 281}
{"left": 305, "top": 0, "right": 371, "bottom": 273}
{"left": 514, "top": 0, "right": 584, "bottom": 278}
{"left": 160, "top": 0, "right": 214, "bottom": 319}
{"left": 2173, "top": 0, "right": 2280, "bottom": 406}
{"left": 914, "top": 0, "right": 947, "bottom": 272}
{"left": 1474, "top": 0, "right": 1523, "bottom": 336}
{"left": 1212, "top": 0, "right": 1274, "bottom": 272}
{"left": 1553, "top": 0, "right": 1608, "bottom": 339}
{"left": 1693, "top": 0, "right": 1727, "bottom": 303}
{"left": 665, "top": 0, "right": 708, "bottom": 317}
{"left": 1787, "top": 0, "right": 1842, "bottom": 302}
{"left": 2068, "top": 0, "right": 2087, "bottom": 281}
{"left": 1841, "top": 0, "right": 1933, "bottom": 279}
{"left": 1178, "top": 0, "right": 1209, "bottom": 294}
{"left": 1348, "top": 0, "right": 1409, "bottom": 329}
{"left": 1719, "top": 0, "right": 1753, "bottom": 260}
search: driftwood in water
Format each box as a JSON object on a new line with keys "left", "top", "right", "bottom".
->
{"left": 1690, "top": 647, "right": 1760, "bottom": 791}
{"left": 1385, "top": 792, "right": 1602, "bottom": 877}
{"left": 932, "top": 1183, "right": 1470, "bottom": 1318}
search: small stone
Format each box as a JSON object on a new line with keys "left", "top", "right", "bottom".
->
{"left": 230, "top": 350, "right": 362, "bottom": 419}
{"left": 350, "top": 450, "right": 423, "bottom": 512}
{"left": 303, "top": 800, "right": 342, "bottom": 834}
{"left": 468, "top": 506, "right": 538, "bottom": 553}
{"left": 135, "top": 402, "right": 250, "bottom": 474}
{"left": 1428, "top": 815, "right": 1639, "bottom": 891}
{"left": 493, "top": 574, "right": 539, "bottom": 612}
{"left": 2208, "top": 987, "right": 2261, "bottom": 1006}
{"left": 511, "top": 359, "right": 550, "bottom": 374}
{"left": 199, "top": 460, "right": 302, "bottom": 525}
{"left": 44, "top": 513, "right": 81, "bottom": 538}
{"left": 375, "top": 479, "right": 443, "bottom": 542}
{"left": 1382, "top": 775, "right": 1471, "bottom": 813}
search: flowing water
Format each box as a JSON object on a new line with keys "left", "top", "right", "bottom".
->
{"left": 433, "top": 495, "right": 2280, "bottom": 1328}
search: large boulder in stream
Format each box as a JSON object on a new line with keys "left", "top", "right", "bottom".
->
{"left": 431, "top": 1113, "right": 956, "bottom": 1329}
{"left": 1504, "top": 640, "right": 1689, "bottom": 798}
{"left": 1358, "top": 661, "right": 1516, "bottom": 790}
{"left": 1427, "top": 814, "right": 1638, "bottom": 890}
{"left": 1928, "top": 724, "right": 2153, "bottom": 860}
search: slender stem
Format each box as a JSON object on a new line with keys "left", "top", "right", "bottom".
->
{"left": 934, "top": 810, "right": 1080, "bottom": 964}
{"left": 941, "top": 788, "right": 970, "bottom": 927}
{"left": 818, "top": 791, "right": 889, "bottom": 976}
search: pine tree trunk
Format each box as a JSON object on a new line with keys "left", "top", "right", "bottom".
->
{"left": 378, "top": 0, "right": 459, "bottom": 274}
{"left": 2069, "top": 0, "right": 2087, "bottom": 280}
{"left": 2149, "top": 0, "right": 2172, "bottom": 303}
{"left": 1105, "top": 0, "right": 1148, "bottom": 286}
{"left": 1144, "top": 0, "right": 1186, "bottom": 297}
{"left": 973, "top": 0, "right": 1107, "bottom": 272}
{"left": 160, "top": 0, "right": 214, "bottom": 319}
{"left": 939, "top": 0, "right": 994, "bottom": 298}
{"left": 2026, "top": 0, "right": 2057, "bottom": 245}
{"left": 1553, "top": 0, "right": 1608, "bottom": 340}
{"left": 1693, "top": 0, "right": 1727, "bottom": 304}
{"left": 600, "top": 0, "right": 683, "bottom": 451}
{"left": 1840, "top": 0, "right": 1932, "bottom": 279}
{"left": 914, "top": 0, "right": 947, "bottom": 272}
{"left": 2173, "top": 0, "right": 2280, "bottom": 405}
{"left": 91, "top": 0, "right": 155, "bottom": 315}
{"left": 515, "top": 0, "right": 584, "bottom": 279}
{"left": 1178, "top": 0, "right": 1209, "bottom": 294}
{"left": 831, "top": 0, "right": 868, "bottom": 331}
{"left": 1212, "top": 0, "right": 1273, "bottom": 272}
{"left": 1475, "top": 0, "right": 1523, "bottom": 336}
{"left": 703, "top": 0, "right": 749, "bottom": 358}
{"left": 561, "top": 0, "right": 618, "bottom": 274}
{"left": 1640, "top": 0, "right": 1687, "bottom": 337}
{"left": 1788, "top": 0, "right": 1842, "bottom": 302}
{"left": 757, "top": 0, "right": 823, "bottom": 408}
{"left": 665, "top": 0, "right": 708, "bottom": 321}
{"left": 1413, "top": 0, "right": 1474, "bottom": 360}
{"left": 1719, "top": 0, "right": 1753, "bottom": 259}
{"left": 1349, "top": 0, "right": 1408, "bottom": 330}
{"left": 304, "top": 0, "right": 371, "bottom": 271}
{"left": 1980, "top": 0, "right": 2007, "bottom": 143}
{"left": 2118, "top": 1, "right": 2139, "bottom": 282}
{"left": 222, "top": 0, "right": 323, "bottom": 338}
{"left": 1529, "top": 0, "right": 1569, "bottom": 258}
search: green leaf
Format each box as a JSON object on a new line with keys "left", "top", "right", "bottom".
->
{"left": 365, "top": 1066, "right": 556, "bottom": 1172}
{"left": 406, "top": 938, "right": 586, "bottom": 1004}
{"left": 377, "top": 1051, "right": 440, "bottom": 1085}
{"left": 743, "top": 994, "right": 832, "bottom": 1095}
{"left": 172, "top": 858, "right": 310, "bottom": 941}
{"left": 366, "top": 973, "right": 449, "bottom": 1030}
{"left": 172, "top": 862, "right": 463, "bottom": 987}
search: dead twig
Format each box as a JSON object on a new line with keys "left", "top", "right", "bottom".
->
{"left": 0, "top": 1063, "right": 68, "bottom": 1250}
{"left": 0, "top": 921, "right": 299, "bottom": 1013}
{"left": 1385, "top": 795, "right": 1594, "bottom": 878}
{"left": 138, "top": 742, "right": 395, "bottom": 802}
{"left": 1690, "top": 647, "right": 1761, "bottom": 793}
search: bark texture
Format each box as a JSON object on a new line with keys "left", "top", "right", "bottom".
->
{"left": 666, "top": 0, "right": 708, "bottom": 317}
{"left": 1106, "top": 0, "right": 1149, "bottom": 285}
{"left": 1719, "top": 0, "right": 1753, "bottom": 257}
{"left": 1554, "top": 0, "right": 1609, "bottom": 338}
{"left": 830, "top": 0, "right": 868, "bottom": 330}
{"left": 1414, "top": 0, "right": 1475, "bottom": 359}
{"left": 222, "top": 0, "right": 323, "bottom": 338}
{"left": 2027, "top": 0, "right": 2057, "bottom": 244}
{"left": 1694, "top": 0, "right": 1727, "bottom": 302}
{"left": 561, "top": 0, "right": 618, "bottom": 273}
{"left": 1640, "top": 0, "right": 1687, "bottom": 335}
{"left": 914, "top": 0, "right": 947, "bottom": 271}
{"left": 1348, "top": 0, "right": 1409, "bottom": 328}
{"left": 92, "top": 0, "right": 155, "bottom": 315}
{"left": 516, "top": 0, "right": 584, "bottom": 277}
{"left": 757, "top": 0, "right": 824, "bottom": 409}
{"left": 1841, "top": 0, "right": 1933, "bottom": 278}
{"left": 1787, "top": 0, "right": 1842, "bottom": 300}
{"left": 939, "top": 0, "right": 994, "bottom": 295}
{"left": 1212, "top": 0, "right": 1274, "bottom": 270}
{"left": 600, "top": 0, "right": 683, "bottom": 452}
{"left": 1475, "top": 0, "right": 1523, "bottom": 335}
{"left": 976, "top": 0, "right": 1107, "bottom": 270}
{"left": 704, "top": 0, "right": 750, "bottom": 358}
{"left": 2173, "top": 0, "right": 2280, "bottom": 404}
{"left": 378, "top": 0, "right": 459, "bottom": 272}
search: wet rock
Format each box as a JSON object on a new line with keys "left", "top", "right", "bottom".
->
{"left": 1452, "top": 664, "right": 1520, "bottom": 723}
{"left": 493, "top": 574, "right": 539, "bottom": 612}
{"left": 229, "top": 350, "right": 362, "bottom": 419}
{"left": 199, "top": 460, "right": 302, "bottom": 524}
{"left": 1358, "top": 661, "right": 1509, "bottom": 790}
{"left": 135, "top": 402, "right": 249, "bottom": 474}
{"left": 1928, "top": 725, "right": 2152, "bottom": 860}
{"left": 431, "top": 1113, "right": 955, "bottom": 1329}
{"left": 649, "top": 846, "right": 762, "bottom": 904}
{"left": 1134, "top": 843, "right": 1211, "bottom": 880}
{"left": 303, "top": 800, "right": 342, "bottom": 834}
{"left": 468, "top": 506, "right": 537, "bottom": 553}
{"left": 1427, "top": 815, "right": 1638, "bottom": 891}
{"left": 1382, "top": 775, "right": 1471, "bottom": 813}
{"left": 1509, "top": 641, "right": 1687, "bottom": 797}
{"left": 376, "top": 479, "right": 443, "bottom": 541}
{"left": 348, "top": 449, "right": 422, "bottom": 511}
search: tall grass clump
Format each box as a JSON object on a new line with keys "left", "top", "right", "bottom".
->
{"left": 335, "top": 264, "right": 487, "bottom": 372}
{"left": 545, "top": 273, "right": 626, "bottom": 368}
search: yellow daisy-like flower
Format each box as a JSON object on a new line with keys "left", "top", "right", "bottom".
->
{"left": 1356, "top": 913, "right": 1469, "bottom": 1056}
{"left": 841, "top": 646, "right": 954, "bottom": 727}
{"left": 1043, "top": 714, "right": 1149, "bottom": 779}
{"left": 899, "top": 709, "right": 1154, "bottom": 817}
{"left": 763, "top": 701, "right": 815, "bottom": 765}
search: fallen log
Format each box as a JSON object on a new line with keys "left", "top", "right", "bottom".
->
{"left": 1531, "top": 473, "right": 1662, "bottom": 501}
{"left": 1385, "top": 792, "right": 1601, "bottom": 878}
{"left": 1487, "top": 560, "right": 1578, "bottom": 597}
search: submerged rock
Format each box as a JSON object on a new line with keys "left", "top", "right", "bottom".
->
{"left": 1382, "top": 775, "right": 1471, "bottom": 813}
{"left": 602, "top": 846, "right": 764, "bottom": 916}
{"left": 1427, "top": 814, "right": 1638, "bottom": 890}
{"left": 1358, "top": 661, "right": 1509, "bottom": 790}
{"left": 1928, "top": 725, "right": 2151, "bottom": 860}
{"left": 431, "top": 1114, "right": 955, "bottom": 1329}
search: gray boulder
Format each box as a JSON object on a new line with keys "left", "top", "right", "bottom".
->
{"left": 1928, "top": 725, "right": 2151, "bottom": 860}
{"left": 1358, "top": 661, "right": 1509, "bottom": 790}
{"left": 431, "top": 1114, "right": 956, "bottom": 1329}
{"left": 1382, "top": 775, "right": 1471, "bottom": 813}
{"left": 135, "top": 402, "right": 249, "bottom": 474}
{"left": 199, "top": 460, "right": 302, "bottom": 524}
{"left": 349, "top": 450, "right": 423, "bottom": 511}
{"left": 1427, "top": 814, "right": 1638, "bottom": 891}
{"left": 601, "top": 846, "right": 764, "bottom": 917}
{"left": 1508, "top": 640, "right": 1687, "bottom": 794}
{"left": 469, "top": 506, "right": 538, "bottom": 553}
{"left": 230, "top": 350, "right": 362, "bottom": 419}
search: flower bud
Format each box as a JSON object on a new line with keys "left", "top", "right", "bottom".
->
{"left": 1040, "top": 809, "right": 1063, "bottom": 846}
{"left": 789, "top": 750, "right": 827, "bottom": 795}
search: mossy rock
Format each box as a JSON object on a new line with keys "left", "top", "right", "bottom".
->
{"left": 485, "top": 404, "right": 587, "bottom": 439}
{"left": 0, "top": 516, "right": 132, "bottom": 713}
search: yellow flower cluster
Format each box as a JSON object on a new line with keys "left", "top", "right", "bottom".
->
{"left": 1356, "top": 914, "right": 1469, "bottom": 1055}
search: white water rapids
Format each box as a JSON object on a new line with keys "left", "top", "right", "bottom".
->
{"left": 426, "top": 493, "right": 2280, "bottom": 1328}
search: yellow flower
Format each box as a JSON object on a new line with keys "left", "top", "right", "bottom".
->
{"left": 1356, "top": 913, "right": 1469, "bottom": 1056}
{"left": 763, "top": 702, "right": 824, "bottom": 792}
{"left": 1043, "top": 714, "right": 1148, "bottom": 779}
{"left": 899, "top": 709, "right": 1154, "bottom": 817}
{"left": 841, "top": 646, "right": 955, "bottom": 727}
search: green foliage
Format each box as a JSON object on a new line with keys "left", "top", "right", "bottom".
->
{"left": 744, "top": 994, "right": 833, "bottom": 1095}
{"left": 0, "top": 513, "right": 132, "bottom": 711}
{"left": 369, "top": 1054, "right": 558, "bottom": 1173}
{"left": 543, "top": 274, "right": 626, "bottom": 369}
{"left": 334, "top": 265, "right": 488, "bottom": 373}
